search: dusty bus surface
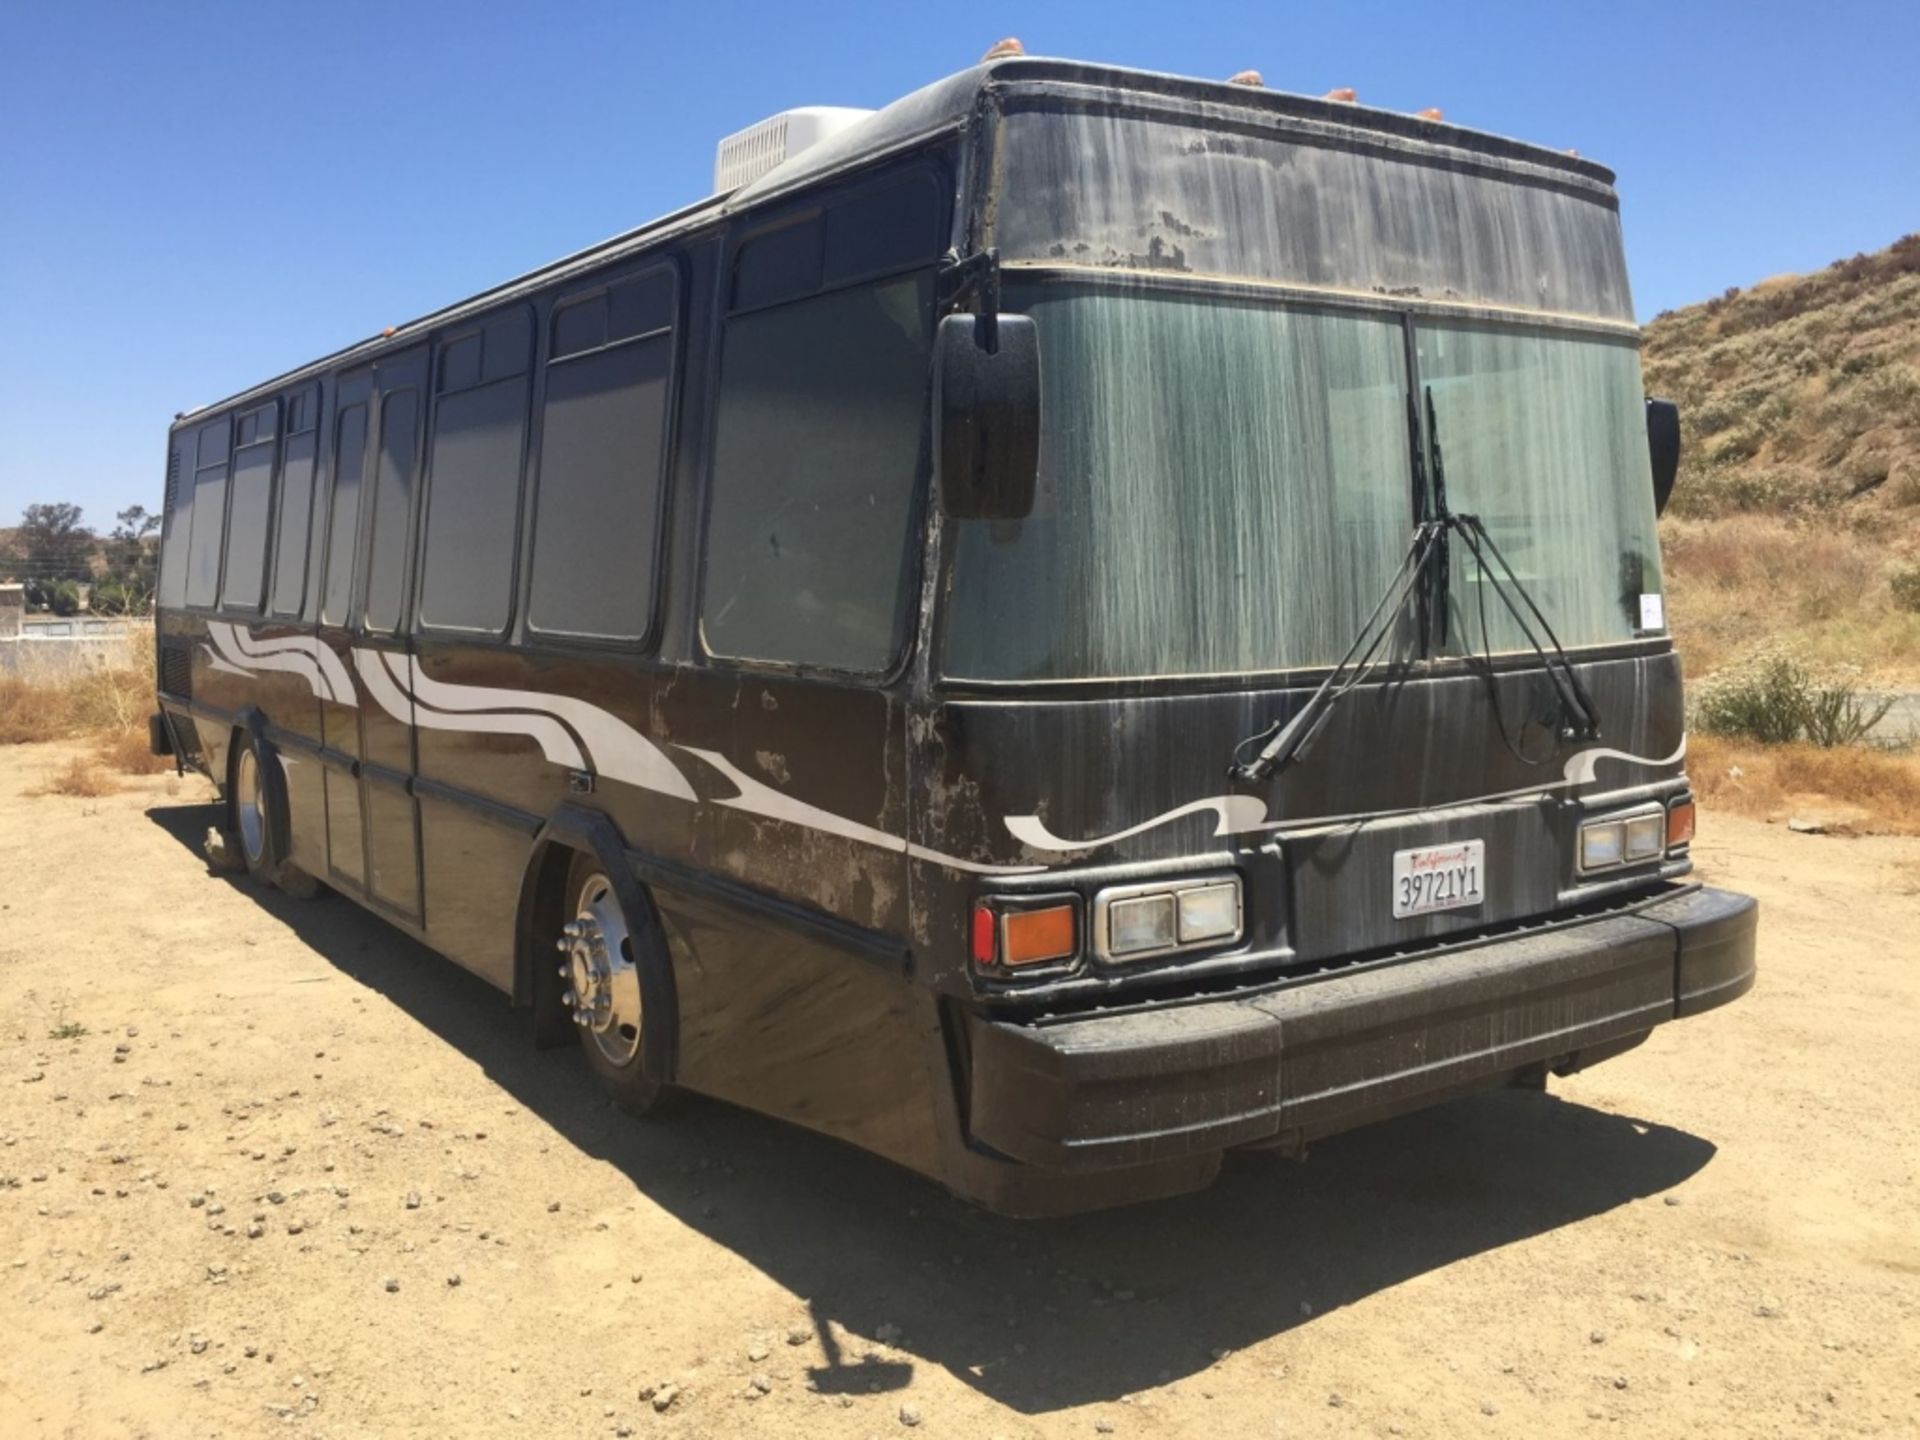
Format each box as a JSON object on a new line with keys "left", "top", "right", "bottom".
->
{"left": 149, "top": 52, "right": 1757, "bottom": 1216}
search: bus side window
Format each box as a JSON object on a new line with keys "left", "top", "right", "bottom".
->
{"left": 157, "top": 431, "right": 195, "bottom": 611}
{"left": 220, "top": 400, "right": 279, "bottom": 611}
{"left": 363, "top": 389, "right": 421, "bottom": 634}
{"left": 418, "top": 310, "right": 533, "bottom": 635}
{"left": 320, "top": 404, "right": 368, "bottom": 627}
{"left": 269, "top": 387, "right": 320, "bottom": 618}
{"left": 183, "top": 416, "right": 231, "bottom": 608}
{"left": 525, "top": 268, "right": 677, "bottom": 644}
{"left": 701, "top": 168, "right": 944, "bottom": 673}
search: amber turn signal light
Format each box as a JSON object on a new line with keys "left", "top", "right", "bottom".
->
{"left": 972, "top": 901, "right": 1077, "bottom": 969}
{"left": 1667, "top": 799, "right": 1696, "bottom": 850}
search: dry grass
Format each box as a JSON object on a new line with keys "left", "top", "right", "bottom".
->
{"left": 36, "top": 755, "right": 118, "bottom": 798}
{"left": 1689, "top": 732, "right": 1920, "bottom": 835}
{"left": 1662, "top": 513, "right": 1920, "bottom": 681}
{"left": 2, "top": 634, "right": 168, "bottom": 778}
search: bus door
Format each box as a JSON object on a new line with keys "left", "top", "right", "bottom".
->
{"left": 315, "top": 350, "right": 428, "bottom": 921}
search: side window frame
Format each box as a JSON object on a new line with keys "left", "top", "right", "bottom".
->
{"left": 219, "top": 398, "right": 281, "bottom": 613}
{"left": 414, "top": 304, "right": 536, "bottom": 641}
{"left": 267, "top": 384, "right": 322, "bottom": 621}
{"left": 183, "top": 413, "right": 232, "bottom": 611}
{"left": 695, "top": 157, "right": 950, "bottom": 681}
{"left": 520, "top": 256, "right": 685, "bottom": 654}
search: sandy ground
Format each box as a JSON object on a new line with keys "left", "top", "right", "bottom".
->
{"left": 2, "top": 740, "right": 1917, "bottom": 1440}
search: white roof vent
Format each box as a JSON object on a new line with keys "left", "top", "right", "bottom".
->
{"left": 714, "top": 106, "right": 875, "bottom": 193}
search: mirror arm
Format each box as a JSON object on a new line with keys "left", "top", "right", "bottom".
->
{"left": 937, "top": 247, "right": 1003, "bottom": 353}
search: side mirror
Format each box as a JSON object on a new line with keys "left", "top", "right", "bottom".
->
{"left": 935, "top": 313, "right": 1040, "bottom": 520}
{"left": 1646, "top": 397, "right": 1681, "bottom": 516}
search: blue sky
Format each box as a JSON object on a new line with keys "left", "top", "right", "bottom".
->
{"left": 3, "top": 0, "right": 1916, "bottom": 530}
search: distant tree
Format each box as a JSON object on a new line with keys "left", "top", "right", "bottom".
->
{"left": 7, "top": 502, "right": 96, "bottom": 584}
{"left": 101, "top": 505, "right": 161, "bottom": 613}
{"left": 46, "top": 578, "right": 83, "bottom": 617}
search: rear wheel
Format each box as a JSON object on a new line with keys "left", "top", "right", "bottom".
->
{"left": 230, "top": 734, "right": 324, "bottom": 898}
{"left": 556, "top": 851, "right": 666, "bottom": 1115}
{"left": 231, "top": 743, "right": 273, "bottom": 881}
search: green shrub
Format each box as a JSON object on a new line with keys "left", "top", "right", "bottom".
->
{"left": 1693, "top": 653, "right": 1894, "bottom": 747}
{"left": 1891, "top": 563, "right": 1920, "bottom": 613}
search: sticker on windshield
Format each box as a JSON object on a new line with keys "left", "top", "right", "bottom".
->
{"left": 1639, "top": 593, "right": 1665, "bottom": 631}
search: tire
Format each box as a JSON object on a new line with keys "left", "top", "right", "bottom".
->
{"left": 230, "top": 732, "right": 326, "bottom": 899}
{"left": 229, "top": 738, "right": 276, "bottom": 884}
{"left": 557, "top": 849, "right": 669, "bottom": 1116}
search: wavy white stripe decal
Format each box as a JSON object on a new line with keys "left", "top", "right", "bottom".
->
{"left": 1004, "top": 739, "right": 1690, "bottom": 850}
{"left": 226, "top": 623, "right": 356, "bottom": 705}
{"left": 398, "top": 656, "right": 694, "bottom": 803}
{"left": 206, "top": 621, "right": 354, "bottom": 706}
{"left": 679, "top": 747, "right": 1044, "bottom": 876}
{"left": 1560, "top": 736, "right": 1688, "bottom": 787}
{"left": 1006, "top": 795, "right": 1271, "bottom": 855}
{"left": 367, "top": 651, "right": 589, "bottom": 771}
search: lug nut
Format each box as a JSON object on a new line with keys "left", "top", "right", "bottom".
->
{"left": 554, "top": 937, "right": 570, "bottom": 953}
{"left": 562, "top": 990, "right": 576, "bottom": 1006}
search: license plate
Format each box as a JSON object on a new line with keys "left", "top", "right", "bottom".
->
{"left": 1392, "top": 840, "right": 1485, "bottom": 919}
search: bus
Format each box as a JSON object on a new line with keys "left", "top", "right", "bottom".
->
{"left": 150, "top": 50, "right": 1757, "bottom": 1216}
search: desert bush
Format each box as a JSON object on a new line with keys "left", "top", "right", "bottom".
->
{"left": 1, "top": 636, "right": 159, "bottom": 771}
{"left": 1692, "top": 650, "right": 1892, "bottom": 747}
{"left": 1689, "top": 733, "right": 1920, "bottom": 834}
{"left": 1891, "top": 563, "right": 1920, "bottom": 613}
{"left": 37, "top": 755, "right": 116, "bottom": 798}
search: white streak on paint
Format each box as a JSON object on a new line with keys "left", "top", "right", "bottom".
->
{"left": 399, "top": 656, "right": 693, "bottom": 802}
{"left": 207, "top": 622, "right": 335, "bottom": 701}
{"left": 366, "top": 651, "right": 589, "bottom": 772}
{"left": 679, "top": 746, "right": 1044, "bottom": 876}
{"left": 1005, "top": 794, "right": 1272, "bottom": 853}
{"left": 199, "top": 642, "right": 252, "bottom": 680}
{"left": 223, "top": 623, "right": 356, "bottom": 705}
{"left": 1560, "top": 735, "right": 1687, "bottom": 787}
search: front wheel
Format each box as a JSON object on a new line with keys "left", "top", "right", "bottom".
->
{"left": 231, "top": 741, "right": 274, "bottom": 882}
{"left": 556, "top": 851, "right": 668, "bottom": 1115}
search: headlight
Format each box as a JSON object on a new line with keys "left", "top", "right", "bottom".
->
{"left": 1580, "top": 820, "right": 1626, "bottom": 871}
{"left": 1096, "top": 875, "right": 1243, "bottom": 962}
{"left": 1579, "top": 806, "right": 1671, "bottom": 874}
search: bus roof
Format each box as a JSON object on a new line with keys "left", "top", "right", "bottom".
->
{"left": 175, "top": 55, "right": 1616, "bottom": 426}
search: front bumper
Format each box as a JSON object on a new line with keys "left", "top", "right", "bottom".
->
{"left": 965, "top": 885, "right": 1757, "bottom": 1171}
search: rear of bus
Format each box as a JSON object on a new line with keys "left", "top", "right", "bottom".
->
{"left": 907, "top": 65, "right": 1756, "bottom": 1204}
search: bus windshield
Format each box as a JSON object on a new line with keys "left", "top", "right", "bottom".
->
{"left": 941, "top": 106, "right": 1661, "bottom": 683}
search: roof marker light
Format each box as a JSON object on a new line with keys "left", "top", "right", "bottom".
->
{"left": 1227, "top": 69, "right": 1264, "bottom": 87}
{"left": 1417, "top": 106, "right": 1443, "bottom": 120}
{"left": 982, "top": 37, "right": 1024, "bottom": 61}
{"left": 1324, "top": 86, "right": 1357, "bottom": 102}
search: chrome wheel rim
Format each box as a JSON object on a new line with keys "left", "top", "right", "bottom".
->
{"left": 556, "top": 873, "right": 642, "bottom": 1067}
{"left": 235, "top": 749, "right": 265, "bottom": 867}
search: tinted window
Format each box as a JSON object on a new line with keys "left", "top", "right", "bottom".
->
{"left": 269, "top": 387, "right": 320, "bottom": 617}
{"left": 824, "top": 170, "right": 943, "bottom": 285}
{"left": 419, "top": 312, "right": 532, "bottom": 633}
{"left": 321, "top": 404, "right": 367, "bottom": 626}
{"left": 732, "top": 216, "right": 824, "bottom": 312}
{"left": 363, "top": 389, "right": 420, "bottom": 634}
{"left": 184, "top": 415, "right": 231, "bottom": 608}
{"left": 701, "top": 273, "right": 933, "bottom": 670}
{"left": 158, "top": 432, "right": 193, "bottom": 609}
{"left": 220, "top": 430, "right": 276, "bottom": 610}
{"left": 527, "top": 326, "right": 673, "bottom": 641}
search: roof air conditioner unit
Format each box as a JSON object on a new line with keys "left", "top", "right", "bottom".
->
{"left": 714, "top": 107, "right": 875, "bottom": 194}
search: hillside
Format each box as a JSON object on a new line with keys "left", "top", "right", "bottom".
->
{"left": 1642, "top": 233, "right": 1920, "bottom": 680}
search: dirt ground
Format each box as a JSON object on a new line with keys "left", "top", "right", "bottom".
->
{"left": 2, "top": 741, "right": 1916, "bottom": 1440}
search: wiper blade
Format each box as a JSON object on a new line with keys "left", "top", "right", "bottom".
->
{"left": 1422, "top": 387, "right": 1599, "bottom": 745}
{"left": 1228, "top": 520, "right": 1445, "bottom": 785}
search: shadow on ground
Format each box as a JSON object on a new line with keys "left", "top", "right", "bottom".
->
{"left": 148, "top": 800, "right": 1717, "bottom": 1415}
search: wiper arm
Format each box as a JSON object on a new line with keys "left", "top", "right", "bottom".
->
{"left": 1423, "top": 388, "right": 1600, "bottom": 745}
{"left": 1228, "top": 519, "right": 1445, "bottom": 785}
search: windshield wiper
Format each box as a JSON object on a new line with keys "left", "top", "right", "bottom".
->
{"left": 1227, "top": 518, "right": 1446, "bottom": 784}
{"left": 1227, "top": 390, "right": 1601, "bottom": 786}
{"left": 1425, "top": 387, "right": 1602, "bottom": 751}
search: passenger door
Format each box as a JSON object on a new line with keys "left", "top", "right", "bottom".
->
{"left": 315, "top": 350, "right": 429, "bottom": 921}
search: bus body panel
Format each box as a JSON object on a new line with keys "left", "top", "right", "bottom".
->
{"left": 147, "top": 60, "right": 1755, "bottom": 1215}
